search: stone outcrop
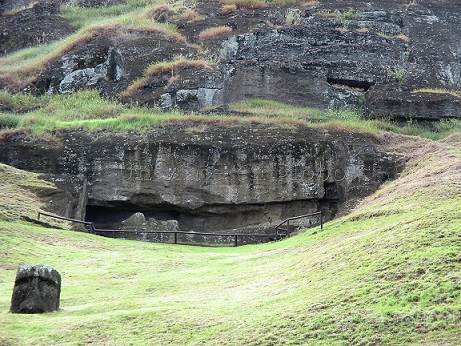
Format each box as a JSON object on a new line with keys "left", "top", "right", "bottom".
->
{"left": 0, "top": 0, "right": 73, "bottom": 56}
{"left": 1, "top": 0, "right": 456, "bottom": 121}
{"left": 10, "top": 265, "right": 61, "bottom": 314}
{"left": 0, "top": 127, "right": 401, "bottom": 234}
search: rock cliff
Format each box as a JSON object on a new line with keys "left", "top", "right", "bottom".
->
{"left": 0, "top": 126, "right": 400, "bottom": 234}
{"left": 1, "top": 0, "right": 459, "bottom": 121}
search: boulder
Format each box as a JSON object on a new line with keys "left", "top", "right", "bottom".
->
{"left": 10, "top": 265, "right": 61, "bottom": 314}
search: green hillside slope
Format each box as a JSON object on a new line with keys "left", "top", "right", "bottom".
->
{"left": 1, "top": 133, "right": 461, "bottom": 345}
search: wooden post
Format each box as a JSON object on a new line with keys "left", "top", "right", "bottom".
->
{"left": 174, "top": 232, "right": 178, "bottom": 244}
{"left": 234, "top": 235, "right": 238, "bottom": 247}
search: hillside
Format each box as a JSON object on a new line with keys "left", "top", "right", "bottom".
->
{"left": 1, "top": 132, "right": 460, "bottom": 345}
{"left": 1, "top": 0, "right": 461, "bottom": 344}
{"left": 1, "top": 0, "right": 461, "bottom": 119}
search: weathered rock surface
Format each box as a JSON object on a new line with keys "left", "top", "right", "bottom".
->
{"left": 10, "top": 265, "right": 61, "bottom": 314}
{"left": 37, "top": 173, "right": 88, "bottom": 223}
{"left": 0, "top": 0, "right": 73, "bottom": 56}
{"left": 0, "top": 126, "right": 401, "bottom": 233}
{"left": 1, "top": 0, "right": 457, "bottom": 121}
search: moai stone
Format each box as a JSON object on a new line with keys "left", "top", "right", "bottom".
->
{"left": 10, "top": 265, "right": 61, "bottom": 314}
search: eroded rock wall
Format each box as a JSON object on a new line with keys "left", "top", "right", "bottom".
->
{"left": 9, "top": 0, "right": 458, "bottom": 121}
{"left": 0, "top": 127, "right": 400, "bottom": 233}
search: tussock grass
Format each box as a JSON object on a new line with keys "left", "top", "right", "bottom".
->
{"left": 222, "top": 4, "right": 238, "bottom": 13}
{"left": 198, "top": 26, "right": 233, "bottom": 40}
{"left": 221, "top": 0, "right": 266, "bottom": 9}
{"left": 122, "top": 58, "right": 212, "bottom": 96}
{"left": 1, "top": 134, "right": 461, "bottom": 344}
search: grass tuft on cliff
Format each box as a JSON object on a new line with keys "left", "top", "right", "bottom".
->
{"left": 1, "top": 133, "right": 461, "bottom": 345}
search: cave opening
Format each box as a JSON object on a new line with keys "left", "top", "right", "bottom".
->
{"left": 327, "top": 77, "right": 375, "bottom": 91}
{"left": 84, "top": 199, "right": 323, "bottom": 236}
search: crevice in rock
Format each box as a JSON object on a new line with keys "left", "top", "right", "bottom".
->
{"left": 327, "top": 77, "right": 375, "bottom": 91}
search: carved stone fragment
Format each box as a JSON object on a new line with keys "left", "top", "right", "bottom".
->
{"left": 10, "top": 265, "right": 61, "bottom": 314}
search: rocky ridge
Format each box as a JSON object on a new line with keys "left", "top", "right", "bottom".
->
{"left": 1, "top": 0, "right": 460, "bottom": 121}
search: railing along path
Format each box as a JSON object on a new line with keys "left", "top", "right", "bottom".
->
{"left": 37, "top": 211, "right": 323, "bottom": 247}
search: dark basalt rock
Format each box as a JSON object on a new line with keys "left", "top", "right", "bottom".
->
{"left": 0, "top": 127, "right": 403, "bottom": 235}
{"left": 10, "top": 265, "right": 61, "bottom": 314}
{"left": 0, "top": 1, "right": 73, "bottom": 56}
{"left": 10, "top": 0, "right": 455, "bottom": 121}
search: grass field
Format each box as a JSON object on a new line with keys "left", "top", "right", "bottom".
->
{"left": 1, "top": 133, "right": 460, "bottom": 345}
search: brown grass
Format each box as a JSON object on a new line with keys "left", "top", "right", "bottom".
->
{"left": 122, "top": 58, "right": 212, "bottom": 97}
{"left": 221, "top": 0, "right": 265, "bottom": 9}
{"left": 145, "top": 4, "right": 203, "bottom": 23}
{"left": 198, "top": 26, "right": 233, "bottom": 40}
{"left": 396, "top": 34, "right": 411, "bottom": 43}
{"left": 356, "top": 27, "right": 369, "bottom": 33}
{"left": 144, "top": 4, "right": 172, "bottom": 21}
{"left": 222, "top": 4, "right": 238, "bottom": 13}
{"left": 303, "top": 0, "right": 320, "bottom": 7}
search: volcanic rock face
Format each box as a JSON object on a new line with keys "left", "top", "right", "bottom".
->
{"left": 0, "top": 127, "right": 400, "bottom": 233}
{"left": 0, "top": 0, "right": 73, "bottom": 56}
{"left": 1, "top": 0, "right": 456, "bottom": 121}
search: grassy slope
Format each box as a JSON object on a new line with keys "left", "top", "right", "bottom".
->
{"left": 1, "top": 133, "right": 461, "bottom": 345}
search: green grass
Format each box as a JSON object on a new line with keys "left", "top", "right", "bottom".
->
{"left": 1, "top": 133, "right": 461, "bottom": 345}
{"left": 1, "top": 92, "right": 461, "bottom": 140}
{"left": 0, "top": 163, "right": 59, "bottom": 222}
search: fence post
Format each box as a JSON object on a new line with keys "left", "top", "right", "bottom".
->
{"left": 287, "top": 220, "right": 290, "bottom": 237}
{"left": 320, "top": 211, "right": 323, "bottom": 230}
{"left": 234, "top": 235, "right": 238, "bottom": 247}
{"left": 174, "top": 232, "right": 178, "bottom": 244}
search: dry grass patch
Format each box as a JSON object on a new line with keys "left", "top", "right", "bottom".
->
{"left": 317, "top": 10, "right": 341, "bottom": 19}
{"left": 396, "top": 34, "right": 411, "bottom": 43}
{"left": 221, "top": 0, "right": 265, "bottom": 9}
{"left": 303, "top": 0, "right": 320, "bottom": 7}
{"left": 411, "top": 88, "right": 461, "bottom": 99}
{"left": 356, "top": 27, "right": 369, "bottom": 33}
{"left": 144, "top": 3, "right": 202, "bottom": 24}
{"left": 198, "top": 26, "right": 233, "bottom": 40}
{"left": 122, "top": 57, "right": 212, "bottom": 97}
{"left": 222, "top": 4, "right": 238, "bottom": 13}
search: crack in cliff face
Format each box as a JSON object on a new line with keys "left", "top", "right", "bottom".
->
{"left": 327, "top": 78, "right": 375, "bottom": 91}
{"left": 0, "top": 127, "right": 402, "bottom": 242}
